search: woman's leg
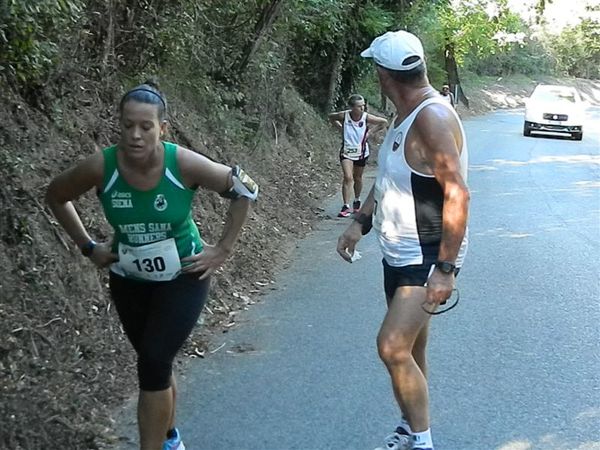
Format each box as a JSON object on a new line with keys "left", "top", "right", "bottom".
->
{"left": 136, "top": 274, "right": 209, "bottom": 449}
{"left": 168, "top": 374, "right": 177, "bottom": 431}
{"left": 110, "top": 272, "right": 209, "bottom": 449}
{"left": 352, "top": 163, "right": 365, "bottom": 201}
{"left": 138, "top": 389, "right": 173, "bottom": 450}
{"left": 340, "top": 158, "right": 354, "bottom": 206}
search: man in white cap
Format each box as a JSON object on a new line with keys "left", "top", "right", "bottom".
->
{"left": 337, "top": 31, "right": 470, "bottom": 450}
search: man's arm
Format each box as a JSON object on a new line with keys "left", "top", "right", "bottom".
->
{"left": 415, "top": 105, "right": 469, "bottom": 303}
{"left": 336, "top": 185, "right": 376, "bottom": 262}
{"left": 352, "top": 184, "right": 376, "bottom": 234}
{"left": 416, "top": 106, "right": 468, "bottom": 262}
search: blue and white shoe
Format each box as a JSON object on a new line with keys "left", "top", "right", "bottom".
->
{"left": 396, "top": 424, "right": 411, "bottom": 436}
{"left": 163, "top": 428, "right": 186, "bottom": 450}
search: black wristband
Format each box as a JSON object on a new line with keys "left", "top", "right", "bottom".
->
{"left": 435, "top": 260, "right": 456, "bottom": 274}
{"left": 81, "top": 240, "right": 97, "bottom": 257}
{"left": 354, "top": 213, "right": 373, "bottom": 235}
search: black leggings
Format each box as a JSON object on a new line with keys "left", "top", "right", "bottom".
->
{"left": 109, "top": 271, "right": 209, "bottom": 391}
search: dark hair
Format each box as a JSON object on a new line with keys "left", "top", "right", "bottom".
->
{"left": 119, "top": 79, "right": 167, "bottom": 121}
{"left": 348, "top": 94, "right": 365, "bottom": 107}
{"left": 377, "top": 56, "right": 426, "bottom": 84}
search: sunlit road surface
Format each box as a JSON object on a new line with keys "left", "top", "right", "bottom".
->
{"left": 115, "top": 108, "right": 599, "bottom": 450}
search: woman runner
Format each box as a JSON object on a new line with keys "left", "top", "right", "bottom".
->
{"left": 46, "top": 80, "right": 258, "bottom": 450}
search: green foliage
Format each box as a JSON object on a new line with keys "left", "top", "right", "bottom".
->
{"left": 436, "top": 0, "right": 526, "bottom": 66}
{"left": 465, "top": 37, "right": 554, "bottom": 76}
{"left": 546, "top": 18, "right": 600, "bottom": 79}
{"left": 398, "top": 0, "right": 554, "bottom": 82}
{"left": 2, "top": 0, "right": 597, "bottom": 113}
{"left": 291, "top": 0, "right": 348, "bottom": 44}
{"left": 287, "top": 0, "right": 396, "bottom": 110}
{"left": 0, "top": 0, "right": 83, "bottom": 85}
{"left": 358, "top": 3, "right": 395, "bottom": 36}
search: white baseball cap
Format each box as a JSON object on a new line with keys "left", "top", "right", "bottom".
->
{"left": 360, "top": 30, "right": 425, "bottom": 71}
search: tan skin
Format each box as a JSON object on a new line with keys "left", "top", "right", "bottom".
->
{"left": 328, "top": 100, "right": 388, "bottom": 206}
{"left": 46, "top": 100, "right": 250, "bottom": 450}
{"left": 336, "top": 66, "right": 469, "bottom": 434}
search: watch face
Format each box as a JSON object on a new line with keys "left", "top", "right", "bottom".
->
{"left": 82, "top": 241, "right": 96, "bottom": 257}
{"left": 436, "top": 262, "right": 455, "bottom": 274}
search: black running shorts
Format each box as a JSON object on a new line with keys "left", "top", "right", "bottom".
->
{"left": 109, "top": 271, "right": 209, "bottom": 390}
{"left": 383, "top": 258, "right": 460, "bottom": 299}
{"left": 339, "top": 154, "right": 369, "bottom": 167}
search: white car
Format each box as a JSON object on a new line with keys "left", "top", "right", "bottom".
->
{"left": 524, "top": 84, "right": 584, "bottom": 140}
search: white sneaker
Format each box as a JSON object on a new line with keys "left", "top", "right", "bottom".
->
{"left": 163, "top": 428, "right": 186, "bottom": 450}
{"left": 374, "top": 431, "right": 412, "bottom": 450}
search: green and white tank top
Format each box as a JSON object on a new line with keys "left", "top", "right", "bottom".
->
{"left": 99, "top": 142, "right": 203, "bottom": 281}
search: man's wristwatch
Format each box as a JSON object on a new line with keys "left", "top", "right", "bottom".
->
{"left": 435, "top": 260, "right": 456, "bottom": 274}
{"left": 81, "top": 240, "right": 97, "bottom": 257}
{"left": 353, "top": 213, "right": 373, "bottom": 235}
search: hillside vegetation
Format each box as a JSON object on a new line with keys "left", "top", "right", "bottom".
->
{"left": 1, "top": 1, "right": 598, "bottom": 449}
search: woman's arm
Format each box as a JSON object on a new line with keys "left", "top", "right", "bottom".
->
{"left": 178, "top": 147, "right": 255, "bottom": 278}
{"left": 328, "top": 111, "right": 346, "bottom": 131}
{"left": 45, "top": 151, "right": 117, "bottom": 267}
{"left": 366, "top": 113, "right": 389, "bottom": 133}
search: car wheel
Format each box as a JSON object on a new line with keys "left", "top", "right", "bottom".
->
{"left": 523, "top": 122, "right": 531, "bottom": 137}
{"left": 572, "top": 131, "right": 583, "bottom": 141}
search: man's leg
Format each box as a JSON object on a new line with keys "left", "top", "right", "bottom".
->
{"left": 384, "top": 295, "right": 430, "bottom": 418}
{"left": 378, "top": 286, "right": 432, "bottom": 433}
{"left": 412, "top": 321, "right": 429, "bottom": 379}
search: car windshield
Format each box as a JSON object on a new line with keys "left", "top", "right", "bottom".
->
{"left": 532, "top": 87, "right": 577, "bottom": 103}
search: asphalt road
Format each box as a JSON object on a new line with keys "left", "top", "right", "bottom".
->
{"left": 116, "top": 107, "right": 600, "bottom": 450}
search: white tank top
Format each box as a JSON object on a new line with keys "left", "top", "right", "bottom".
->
{"left": 341, "top": 111, "right": 369, "bottom": 160}
{"left": 373, "top": 97, "right": 468, "bottom": 267}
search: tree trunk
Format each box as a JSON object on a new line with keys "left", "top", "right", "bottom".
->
{"left": 102, "top": 0, "right": 115, "bottom": 75}
{"left": 336, "top": 0, "right": 364, "bottom": 105}
{"left": 339, "top": 63, "right": 354, "bottom": 108}
{"left": 325, "top": 46, "right": 344, "bottom": 113}
{"left": 444, "top": 43, "right": 469, "bottom": 108}
{"left": 234, "top": 0, "right": 284, "bottom": 76}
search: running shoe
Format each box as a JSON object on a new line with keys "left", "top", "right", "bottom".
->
{"left": 338, "top": 205, "right": 352, "bottom": 217}
{"left": 396, "top": 423, "right": 411, "bottom": 436}
{"left": 353, "top": 200, "right": 361, "bottom": 213}
{"left": 163, "top": 428, "right": 186, "bottom": 450}
{"left": 373, "top": 429, "right": 412, "bottom": 450}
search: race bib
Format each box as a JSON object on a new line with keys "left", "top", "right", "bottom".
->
{"left": 343, "top": 145, "right": 360, "bottom": 157}
{"left": 116, "top": 238, "right": 181, "bottom": 281}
